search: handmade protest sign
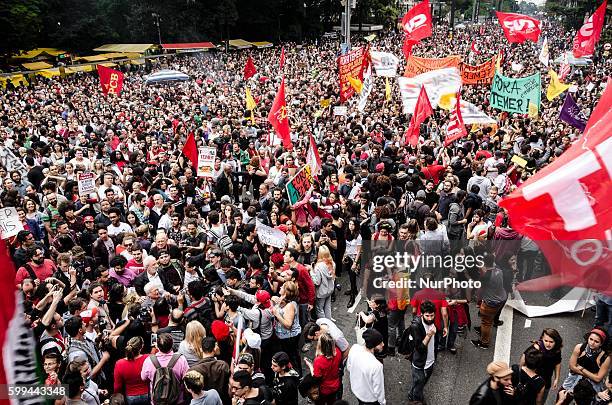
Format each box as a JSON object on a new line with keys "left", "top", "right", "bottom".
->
{"left": 489, "top": 71, "right": 541, "bottom": 114}
{"left": 255, "top": 221, "right": 287, "bottom": 249}
{"left": 0, "top": 207, "right": 23, "bottom": 239}
{"left": 338, "top": 47, "right": 365, "bottom": 103}
{"left": 78, "top": 172, "right": 96, "bottom": 196}
{"left": 286, "top": 165, "right": 314, "bottom": 206}
{"left": 460, "top": 56, "right": 496, "bottom": 85}
{"left": 403, "top": 55, "right": 460, "bottom": 78}
{"left": 197, "top": 147, "right": 216, "bottom": 177}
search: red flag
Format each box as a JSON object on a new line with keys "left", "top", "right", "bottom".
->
{"left": 244, "top": 56, "right": 257, "bottom": 80}
{"left": 480, "top": 25, "right": 486, "bottom": 36}
{"left": 306, "top": 133, "right": 322, "bottom": 175}
{"left": 182, "top": 132, "right": 198, "bottom": 169}
{"left": 499, "top": 78, "right": 612, "bottom": 294}
{"left": 279, "top": 47, "right": 286, "bottom": 69}
{"left": 444, "top": 94, "right": 467, "bottom": 146}
{"left": 402, "top": 38, "right": 415, "bottom": 60}
{"left": 496, "top": 12, "right": 541, "bottom": 43}
{"left": 268, "top": 77, "right": 292, "bottom": 149}
{"left": 559, "top": 53, "right": 571, "bottom": 81}
{"left": 572, "top": 0, "right": 607, "bottom": 58}
{"left": 405, "top": 85, "right": 433, "bottom": 147}
{"left": 470, "top": 41, "right": 482, "bottom": 55}
{"left": 401, "top": 0, "right": 432, "bottom": 43}
{"left": 97, "top": 65, "right": 124, "bottom": 95}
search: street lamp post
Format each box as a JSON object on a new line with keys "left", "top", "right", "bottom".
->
{"left": 152, "top": 13, "right": 162, "bottom": 45}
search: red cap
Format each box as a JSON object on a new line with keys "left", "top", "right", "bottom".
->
{"left": 84, "top": 216, "right": 94, "bottom": 222}
{"left": 211, "top": 320, "right": 231, "bottom": 342}
{"left": 375, "top": 162, "right": 385, "bottom": 173}
{"left": 80, "top": 307, "right": 98, "bottom": 324}
{"left": 255, "top": 290, "right": 271, "bottom": 309}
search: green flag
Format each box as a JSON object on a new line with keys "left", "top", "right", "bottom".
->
{"left": 489, "top": 71, "right": 541, "bottom": 114}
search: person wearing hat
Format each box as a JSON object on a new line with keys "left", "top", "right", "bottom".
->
{"left": 346, "top": 328, "right": 386, "bottom": 405}
{"left": 235, "top": 351, "right": 266, "bottom": 389}
{"left": 469, "top": 361, "right": 514, "bottom": 404}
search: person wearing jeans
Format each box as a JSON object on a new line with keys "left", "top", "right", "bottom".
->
{"left": 310, "top": 246, "right": 336, "bottom": 320}
{"left": 406, "top": 301, "right": 437, "bottom": 403}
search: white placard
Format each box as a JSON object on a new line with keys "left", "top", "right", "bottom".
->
{"left": 0, "top": 207, "right": 23, "bottom": 239}
{"left": 78, "top": 172, "right": 96, "bottom": 196}
{"left": 197, "top": 147, "right": 217, "bottom": 178}
{"left": 333, "top": 106, "right": 347, "bottom": 116}
{"left": 255, "top": 221, "right": 287, "bottom": 249}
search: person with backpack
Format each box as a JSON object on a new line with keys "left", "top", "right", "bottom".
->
{"left": 510, "top": 346, "right": 546, "bottom": 405}
{"left": 141, "top": 333, "right": 189, "bottom": 405}
{"left": 400, "top": 300, "right": 437, "bottom": 404}
{"left": 405, "top": 190, "right": 431, "bottom": 230}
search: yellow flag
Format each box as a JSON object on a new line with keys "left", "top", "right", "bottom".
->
{"left": 365, "top": 34, "right": 377, "bottom": 42}
{"left": 546, "top": 69, "right": 571, "bottom": 101}
{"left": 471, "top": 124, "right": 479, "bottom": 133}
{"left": 438, "top": 93, "right": 456, "bottom": 110}
{"left": 385, "top": 77, "right": 391, "bottom": 101}
{"left": 348, "top": 76, "right": 363, "bottom": 93}
{"left": 528, "top": 102, "right": 539, "bottom": 117}
{"left": 245, "top": 87, "right": 257, "bottom": 111}
{"left": 495, "top": 51, "right": 502, "bottom": 73}
{"left": 320, "top": 98, "right": 331, "bottom": 108}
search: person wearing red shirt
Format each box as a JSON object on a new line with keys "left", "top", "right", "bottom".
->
{"left": 282, "top": 249, "right": 315, "bottom": 326}
{"left": 15, "top": 247, "right": 56, "bottom": 285}
{"left": 114, "top": 336, "right": 150, "bottom": 404}
{"left": 305, "top": 332, "right": 342, "bottom": 405}
{"left": 421, "top": 155, "right": 448, "bottom": 185}
{"left": 410, "top": 288, "right": 449, "bottom": 352}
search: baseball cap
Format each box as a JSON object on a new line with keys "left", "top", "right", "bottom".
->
{"left": 80, "top": 307, "right": 98, "bottom": 324}
{"left": 211, "top": 320, "right": 231, "bottom": 342}
{"left": 84, "top": 216, "right": 94, "bottom": 222}
{"left": 243, "top": 328, "right": 262, "bottom": 350}
{"left": 255, "top": 290, "right": 271, "bottom": 308}
{"left": 487, "top": 361, "right": 513, "bottom": 378}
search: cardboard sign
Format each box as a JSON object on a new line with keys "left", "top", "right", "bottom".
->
{"left": 489, "top": 71, "right": 541, "bottom": 114}
{"left": 197, "top": 147, "right": 217, "bottom": 178}
{"left": 255, "top": 221, "right": 287, "bottom": 249}
{"left": 286, "top": 165, "right": 314, "bottom": 206}
{"left": 511, "top": 154, "right": 528, "bottom": 167}
{"left": 0, "top": 207, "right": 23, "bottom": 239}
{"left": 78, "top": 172, "right": 96, "bottom": 196}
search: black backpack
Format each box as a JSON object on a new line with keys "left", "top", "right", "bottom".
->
{"left": 398, "top": 318, "right": 420, "bottom": 361}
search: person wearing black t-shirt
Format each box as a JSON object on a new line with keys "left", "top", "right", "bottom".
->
{"left": 520, "top": 328, "right": 563, "bottom": 404}
{"left": 512, "top": 346, "right": 546, "bottom": 405}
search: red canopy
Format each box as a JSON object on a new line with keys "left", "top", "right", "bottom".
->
{"left": 161, "top": 42, "right": 215, "bottom": 50}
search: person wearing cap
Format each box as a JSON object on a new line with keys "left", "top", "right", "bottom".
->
{"left": 235, "top": 351, "right": 266, "bottom": 389}
{"left": 469, "top": 361, "right": 514, "bottom": 404}
{"left": 346, "top": 328, "right": 386, "bottom": 405}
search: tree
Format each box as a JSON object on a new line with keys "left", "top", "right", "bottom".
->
{"left": 0, "top": 0, "right": 42, "bottom": 56}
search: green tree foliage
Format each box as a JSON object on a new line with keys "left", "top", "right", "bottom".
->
{"left": 0, "top": 0, "right": 42, "bottom": 56}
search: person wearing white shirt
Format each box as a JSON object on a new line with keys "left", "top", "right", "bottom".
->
{"left": 347, "top": 329, "right": 386, "bottom": 405}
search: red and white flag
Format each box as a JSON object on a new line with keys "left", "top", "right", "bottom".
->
{"left": 479, "top": 25, "right": 486, "bottom": 36}
{"left": 268, "top": 77, "right": 292, "bottom": 150}
{"left": 97, "top": 65, "right": 124, "bottom": 95}
{"left": 496, "top": 11, "right": 541, "bottom": 43}
{"left": 405, "top": 85, "right": 433, "bottom": 147}
{"left": 401, "top": 0, "right": 432, "bottom": 43}
{"left": 499, "top": 77, "right": 612, "bottom": 294}
{"left": 306, "top": 133, "right": 322, "bottom": 175}
{"left": 470, "top": 41, "right": 482, "bottom": 55}
{"left": 572, "top": 0, "right": 607, "bottom": 58}
{"left": 244, "top": 56, "right": 257, "bottom": 80}
{"left": 279, "top": 47, "right": 286, "bottom": 70}
{"left": 559, "top": 53, "right": 571, "bottom": 81}
{"left": 444, "top": 93, "right": 467, "bottom": 146}
{"left": 402, "top": 37, "right": 415, "bottom": 60}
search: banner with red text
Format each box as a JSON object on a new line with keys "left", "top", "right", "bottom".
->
{"left": 403, "top": 55, "right": 461, "bottom": 78}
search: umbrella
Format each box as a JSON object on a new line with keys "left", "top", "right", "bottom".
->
{"left": 145, "top": 69, "right": 190, "bottom": 84}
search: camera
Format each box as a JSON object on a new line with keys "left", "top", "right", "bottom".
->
{"left": 137, "top": 307, "right": 152, "bottom": 323}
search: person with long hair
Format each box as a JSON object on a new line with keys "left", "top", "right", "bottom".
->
{"left": 344, "top": 218, "right": 363, "bottom": 308}
{"left": 310, "top": 246, "right": 335, "bottom": 320}
{"left": 113, "top": 337, "right": 149, "bottom": 405}
{"left": 304, "top": 332, "right": 342, "bottom": 405}
{"left": 178, "top": 320, "right": 207, "bottom": 366}
{"left": 520, "top": 328, "right": 563, "bottom": 403}
{"left": 270, "top": 281, "right": 303, "bottom": 376}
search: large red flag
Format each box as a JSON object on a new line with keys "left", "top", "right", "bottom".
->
{"left": 405, "top": 85, "right": 433, "bottom": 147}
{"left": 444, "top": 94, "right": 467, "bottom": 146}
{"left": 401, "top": 0, "right": 432, "bottom": 43}
{"left": 499, "top": 78, "right": 612, "bottom": 294}
{"left": 268, "top": 77, "right": 292, "bottom": 149}
{"left": 496, "top": 12, "right": 541, "bottom": 43}
{"left": 97, "top": 65, "right": 124, "bottom": 95}
{"left": 572, "top": 0, "right": 608, "bottom": 58}
{"left": 279, "top": 47, "right": 286, "bottom": 70}
{"left": 182, "top": 132, "right": 198, "bottom": 169}
{"left": 402, "top": 37, "right": 415, "bottom": 60}
{"left": 244, "top": 56, "right": 257, "bottom": 80}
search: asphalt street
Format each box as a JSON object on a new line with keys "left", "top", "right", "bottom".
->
{"left": 299, "top": 274, "right": 596, "bottom": 405}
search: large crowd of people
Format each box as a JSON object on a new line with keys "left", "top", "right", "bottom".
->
{"left": 1, "top": 11, "right": 611, "bottom": 405}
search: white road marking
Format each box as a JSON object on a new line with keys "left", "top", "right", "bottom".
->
{"left": 347, "top": 291, "right": 362, "bottom": 313}
{"left": 494, "top": 304, "right": 514, "bottom": 363}
{"left": 524, "top": 319, "right": 531, "bottom": 328}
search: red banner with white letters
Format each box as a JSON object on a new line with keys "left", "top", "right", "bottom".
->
{"left": 572, "top": 0, "right": 607, "bottom": 58}
{"left": 97, "top": 65, "right": 124, "bottom": 95}
{"left": 499, "top": 78, "right": 612, "bottom": 294}
{"left": 496, "top": 12, "right": 541, "bottom": 43}
{"left": 401, "top": 0, "right": 432, "bottom": 43}
{"left": 444, "top": 94, "right": 467, "bottom": 146}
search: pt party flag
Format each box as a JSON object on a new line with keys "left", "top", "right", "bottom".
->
{"left": 405, "top": 85, "right": 433, "bottom": 147}
{"left": 182, "top": 132, "right": 198, "bottom": 169}
{"left": 444, "top": 93, "right": 467, "bottom": 146}
{"left": 268, "top": 77, "right": 292, "bottom": 149}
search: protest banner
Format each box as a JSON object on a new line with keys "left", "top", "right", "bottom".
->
{"left": 459, "top": 56, "right": 496, "bottom": 85}
{"left": 286, "top": 165, "right": 314, "bottom": 206}
{"left": 78, "top": 172, "right": 96, "bottom": 196}
{"left": 403, "top": 55, "right": 461, "bottom": 78}
{"left": 459, "top": 100, "right": 497, "bottom": 125}
{"left": 371, "top": 51, "right": 400, "bottom": 77}
{"left": 0, "top": 207, "right": 23, "bottom": 239}
{"left": 333, "top": 106, "right": 347, "bottom": 116}
{"left": 398, "top": 67, "right": 462, "bottom": 114}
{"left": 338, "top": 47, "right": 365, "bottom": 103}
{"left": 255, "top": 221, "right": 287, "bottom": 249}
{"left": 489, "top": 71, "right": 541, "bottom": 114}
{"left": 197, "top": 147, "right": 216, "bottom": 177}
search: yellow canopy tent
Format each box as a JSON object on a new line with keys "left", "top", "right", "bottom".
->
{"left": 75, "top": 55, "right": 109, "bottom": 62}
{"left": 21, "top": 61, "right": 53, "bottom": 70}
{"left": 0, "top": 74, "right": 29, "bottom": 88}
{"left": 96, "top": 62, "right": 117, "bottom": 68}
{"left": 36, "top": 68, "right": 62, "bottom": 79}
{"left": 129, "top": 59, "right": 145, "bottom": 65}
{"left": 228, "top": 39, "right": 253, "bottom": 49}
{"left": 251, "top": 41, "right": 273, "bottom": 48}
{"left": 67, "top": 65, "right": 94, "bottom": 73}
{"left": 13, "top": 48, "right": 66, "bottom": 59}
{"left": 93, "top": 44, "right": 155, "bottom": 53}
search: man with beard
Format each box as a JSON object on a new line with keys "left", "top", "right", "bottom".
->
{"left": 15, "top": 247, "right": 57, "bottom": 284}
{"left": 405, "top": 300, "right": 437, "bottom": 404}
{"left": 347, "top": 328, "right": 387, "bottom": 405}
